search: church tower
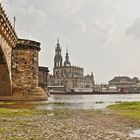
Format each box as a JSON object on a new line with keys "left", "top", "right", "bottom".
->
{"left": 54, "top": 39, "right": 63, "bottom": 68}
{"left": 64, "top": 48, "right": 71, "bottom": 67}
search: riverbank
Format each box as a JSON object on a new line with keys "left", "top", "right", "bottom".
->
{"left": 0, "top": 107, "right": 140, "bottom": 140}
{"left": 50, "top": 91, "right": 140, "bottom": 95}
{"left": 108, "top": 102, "right": 140, "bottom": 121}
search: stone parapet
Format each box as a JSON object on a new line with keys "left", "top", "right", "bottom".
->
{"left": 17, "top": 39, "right": 41, "bottom": 51}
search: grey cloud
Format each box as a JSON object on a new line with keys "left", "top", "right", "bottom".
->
{"left": 3, "top": 0, "right": 140, "bottom": 83}
{"left": 126, "top": 17, "right": 140, "bottom": 40}
{"left": 93, "top": 16, "right": 117, "bottom": 46}
{"left": 5, "top": 0, "right": 85, "bottom": 38}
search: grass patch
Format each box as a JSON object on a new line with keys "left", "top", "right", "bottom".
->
{"left": 95, "top": 101, "right": 104, "bottom": 104}
{"left": 10, "top": 138, "right": 33, "bottom": 140}
{"left": 0, "top": 107, "right": 74, "bottom": 118}
{"left": 16, "top": 120, "right": 31, "bottom": 125}
{"left": 0, "top": 128, "right": 6, "bottom": 133}
{"left": 48, "top": 102, "right": 66, "bottom": 105}
{"left": 115, "top": 101, "right": 122, "bottom": 104}
{"left": 108, "top": 102, "right": 140, "bottom": 121}
{"left": 0, "top": 102, "right": 16, "bottom": 105}
{"left": 28, "top": 101, "right": 66, "bottom": 106}
{"left": 0, "top": 108, "right": 37, "bottom": 117}
{"left": 0, "top": 107, "right": 99, "bottom": 119}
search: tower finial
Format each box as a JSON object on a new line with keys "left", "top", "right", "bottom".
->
{"left": 57, "top": 38, "right": 60, "bottom": 47}
{"left": 64, "top": 44, "right": 71, "bottom": 67}
{"left": 66, "top": 44, "right": 68, "bottom": 54}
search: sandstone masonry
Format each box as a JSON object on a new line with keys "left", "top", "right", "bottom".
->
{"left": 11, "top": 39, "right": 48, "bottom": 100}
{"left": 39, "top": 66, "right": 50, "bottom": 96}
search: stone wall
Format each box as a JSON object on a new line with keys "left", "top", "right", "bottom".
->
{"left": 0, "top": 64, "right": 11, "bottom": 96}
{"left": 39, "top": 67, "right": 50, "bottom": 96}
{"left": 12, "top": 39, "right": 47, "bottom": 100}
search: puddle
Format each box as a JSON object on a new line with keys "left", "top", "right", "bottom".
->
{"left": 130, "top": 129, "right": 140, "bottom": 138}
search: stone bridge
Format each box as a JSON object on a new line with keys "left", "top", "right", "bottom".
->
{"left": 0, "top": 4, "right": 17, "bottom": 96}
{"left": 0, "top": 4, "right": 48, "bottom": 100}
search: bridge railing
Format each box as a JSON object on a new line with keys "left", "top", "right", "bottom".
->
{"left": 0, "top": 3, "right": 18, "bottom": 48}
{"left": 17, "top": 39, "right": 41, "bottom": 51}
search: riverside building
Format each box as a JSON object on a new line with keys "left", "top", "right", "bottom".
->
{"left": 48, "top": 40, "right": 94, "bottom": 92}
{"left": 108, "top": 76, "right": 140, "bottom": 92}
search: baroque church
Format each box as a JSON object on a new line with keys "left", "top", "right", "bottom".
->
{"left": 48, "top": 39, "right": 94, "bottom": 92}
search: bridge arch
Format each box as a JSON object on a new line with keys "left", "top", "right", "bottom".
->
{"left": 0, "top": 44, "right": 12, "bottom": 96}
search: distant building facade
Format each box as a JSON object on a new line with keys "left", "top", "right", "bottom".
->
{"left": 108, "top": 76, "right": 139, "bottom": 92}
{"left": 48, "top": 40, "right": 94, "bottom": 92}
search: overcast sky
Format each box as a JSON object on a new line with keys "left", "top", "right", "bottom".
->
{"left": 2, "top": 0, "right": 140, "bottom": 83}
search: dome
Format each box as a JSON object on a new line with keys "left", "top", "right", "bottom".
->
{"left": 64, "top": 51, "right": 71, "bottom": 67}
{"left": 64, "top": 60, "right": 71, "bottom": 66}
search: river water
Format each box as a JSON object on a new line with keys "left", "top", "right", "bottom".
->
{"left": 35, "top": 94, "right": 140, "bottom": 110}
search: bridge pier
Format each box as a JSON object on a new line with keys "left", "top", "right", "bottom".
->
{"left": 11, "top": 39, "right": 48, "bottom": 101}
{"left": 0, "top": 4, "right": 48, "bottom": 101}
{"left": 0, "top": 65, "right": 11, "bottom": 96}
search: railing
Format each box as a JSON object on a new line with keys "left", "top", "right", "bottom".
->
{"left": 0, "top": 3, "right": 18, "bottom": 48}
{"left": 18, "top": 39, "right": 40, "bottom": 47}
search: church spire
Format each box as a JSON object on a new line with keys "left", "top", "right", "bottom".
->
{"left": 57, "top": 38, "right": 60, "bottom": 48}
{"left": 64, "top": 46, "right": 71, "bottom": 67}
{"left": 66, "top": 47, "right": 69, "bottom": 59}
{"left": 66, "top": 44, "right": 68, "bottom": 54}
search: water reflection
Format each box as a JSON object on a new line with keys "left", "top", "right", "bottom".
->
{"left": 0, "top": 94, "right": 140, "bottom": 110}
{"left": 36, "top": 94, "right": 140, "bottom": 110}
{"left": 130, "top": 129, "right": 140, "bottom": 138}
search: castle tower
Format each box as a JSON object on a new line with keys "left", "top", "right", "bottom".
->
{"left": 54, "top": 39, "right": 63, "bottom": 68}
{"left": 64, "top": 48, "right": 71, "bottom": 67}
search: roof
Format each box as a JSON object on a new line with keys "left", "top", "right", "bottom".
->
{"left": 39, "top": 66, "right": 49, "bottom": 72}
{"left": 109, "top": 76, "right": 135, "bottom": 83}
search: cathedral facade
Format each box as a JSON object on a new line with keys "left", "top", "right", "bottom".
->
{"left": 48, "top": 40, "right": 94, "bottom": 92}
